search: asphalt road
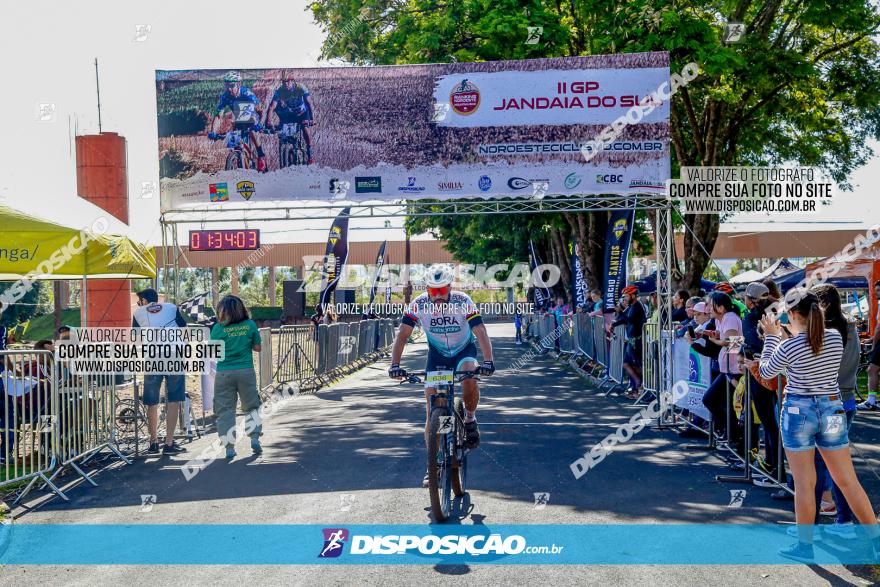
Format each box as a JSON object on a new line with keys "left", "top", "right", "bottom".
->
{"left": 1, "top": 323, "right": 878, "bottom": 585}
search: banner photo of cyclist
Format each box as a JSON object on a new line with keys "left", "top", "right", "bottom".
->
{"left": 318, "top": 208, "right": 350, "bottom": 309}
{"left": 156, "top": 52, "right": 670, "bottom": 209}
{"left": 528, "top": 239, "right": 552, "bottom": 310}
{"left": 570, "top": 239, "right": 588, "bottom": 309}
{"left": 602, "top": 207, "right": 636, "bottom": 312}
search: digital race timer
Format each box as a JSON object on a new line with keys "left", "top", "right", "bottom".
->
{"left": 188, "top": 229, "right": 260, "bottom": 251}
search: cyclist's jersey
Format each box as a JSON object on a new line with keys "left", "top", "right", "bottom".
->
{"left": 216, "top": 87, "right": 260, "bottom": 126}
{"left": 401, "top": 291, "right": 483, "bottom": 358}
{"left": 272, "top": 83, "right": 311, "bottom": 121}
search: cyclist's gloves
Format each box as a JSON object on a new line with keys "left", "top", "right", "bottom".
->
{"left": 388, "top": 364, "right": 407, "bottom": 379}
{"left": 479, "top": 360, "right": 495, "bottom": 376}
{"left": 207, "top": 132, "right": 218, "bottom": 140}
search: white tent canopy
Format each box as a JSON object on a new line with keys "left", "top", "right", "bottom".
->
{"left": 729, "top": 258, "right": 801, "bottom": 286}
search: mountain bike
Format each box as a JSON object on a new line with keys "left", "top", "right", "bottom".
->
{"left": 401, "top": 369, "right": 478, "bottom": 523}
{"left": 274, "top": 122, "right": 311, "bottom": 168}
{"left": 208, "top": 125, "right": 267, "bottom": 170}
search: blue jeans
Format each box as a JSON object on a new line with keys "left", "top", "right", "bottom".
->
{"left": 780, "top": 393, "right": 849, "bottom": 452}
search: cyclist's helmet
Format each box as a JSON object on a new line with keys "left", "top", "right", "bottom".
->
{"left": 224, "top": 71, "right": 242, "bottom": 83}
{"left": 621, "top": 285, "right": 639, "bottom": 296}
{"left": 424, "top": 264, "right": 454, "bottom": 288}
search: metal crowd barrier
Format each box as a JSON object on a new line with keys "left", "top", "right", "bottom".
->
{"left": 606, "top": 325, "right": 627, "bottom": 392}
{"left": 558, "top": 316, "right": 575, "bottom": 354}
{"left": 258, "top": 327, "right": 273, "bottom": 392}
{"left": 641, "top": 322, "right": 661, "bottom": 398}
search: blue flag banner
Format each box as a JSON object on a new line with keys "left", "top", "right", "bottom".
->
{"left": 570, "top": 238, "right": 588, "bottom": 309}
{"left": 602, "top": 208, "right": 636, "bottom": 312}
{"left": 319, "top": 207, "right": 351, "bottom": 308}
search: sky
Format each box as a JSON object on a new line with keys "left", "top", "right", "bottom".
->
{"left": 1, "top": 0, "right": 877, "bottom": 248}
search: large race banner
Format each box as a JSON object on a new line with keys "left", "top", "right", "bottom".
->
{"left": 156, "top": 53, "right": 670, "bottom": 209}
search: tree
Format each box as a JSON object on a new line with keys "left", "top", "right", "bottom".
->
{"left": 311, "top": 0, "right": 880, "bottom": 289}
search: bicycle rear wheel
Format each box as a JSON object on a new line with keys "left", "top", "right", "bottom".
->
{"left": 427, "top": 409, "right": 453, "bottom": 522}
{"left": 225, "top": 151, "right": 243, "bottom": 170}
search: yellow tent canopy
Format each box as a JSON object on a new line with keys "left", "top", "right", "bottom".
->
{"left": 0, "top": 205, "right": 156, "bottom": 280}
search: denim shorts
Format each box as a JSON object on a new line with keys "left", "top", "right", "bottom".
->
{"left": 780, "top": 393, "right": 849, "bottom": 452}
{"left": 142, "top": 373, "right": 186, "bottom": 406}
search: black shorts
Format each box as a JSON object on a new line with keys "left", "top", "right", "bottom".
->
{"left": 426, "top": 342, "right": 479, "bottom": 374}
{"left": 871, "top": 343, "right": 880, "bottom": 367}
{"left": 624, "top": 339, "right": 642, "bottom": 367}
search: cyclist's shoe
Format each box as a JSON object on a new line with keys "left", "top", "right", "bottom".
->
{"left": 251, "top": 438, "right": 263, "bottom": 456}
{"left": 307, "top": 157, "right": 315, "bottom": 165}
{"left": 147, "top": 441, "right": 160, "bottom": 455}
{"left": 162, "top": 441, "right": 186, "bottom": 455}
{"left": 225, "top": 446, "right": 236, "bottom": 460}
{"left": 422, "top": 470, "right": 431, "bottom": 488}
{"left": 858, "top": 400, "right": 879, "bottom": 411}
{"left": 464, "top": 420, "right": 480, "bottom": 449}
{"left": 257, "top": 158, "right": 268, "bottom": 173}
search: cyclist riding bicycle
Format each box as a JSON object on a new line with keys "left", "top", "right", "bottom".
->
{"left": 388, "top": 264, "right": 495, "bottom": 487}
{"left": 263, "top": 69, "right": 315, "bottom": 165}
{"left": 208, "top": 71, "right": 268, "bottom": 172}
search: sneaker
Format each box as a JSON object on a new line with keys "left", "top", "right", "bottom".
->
{"left": 770, "top": 489, "right": 794, "bottom": 501}
{"left": 753, "top": 476, "right": 777, "bottom": 488}
{"left": 820, "top": 501, "right": 837, "bottom": 517}
{"left": 857, "top": 400, "right": 878, "bottom": 411}
{"left": 778, "top": 541, "right": 815, "bottom": 563}
{"left": 464, "top": 420, "right": 480, "bottom": 449}
{"left": 786, "top": 526, "right": 822, "bottom": 542}
{"left": 422, "top": 470, "right": 431, "bottom": 488}
{"left": 251, "top": 439, "right": 263, "bottom": 456}
{"left": 147, "top": 441, "right": 160, "bottom": 455}
{"left": 823, "top": 523, "right": 858, "bottom": 540}
{"left": 162, "top": 441, "right": 186, "bottom": 455}
{"left": 225, "top": 447, "right": 236, "bottom": 460}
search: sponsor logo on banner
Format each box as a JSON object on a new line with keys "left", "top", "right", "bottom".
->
{"left": 398, "top": 177, "right": 426, "bottom": 193}
{"left": 209, "top": 183, "right": 228, "bottom": 202}
{"left": 629, "top": 179, "right": 666, "bottom": 191}
{"left": 308, "top": 181, "right": 321, "bottom": 190}
{"left": 564, "top": 173, "right": 582, "bottom": 189}
{"left": 597, "top": 174, "right": 623, "bottom": 184}
{"left": 478, "top": 176, "right": 492, "bottom": 192}
{"left": 450, "top": 79, "right": 480, "bottom": 115}
{"left": 613, "top": 217, "right": 628, "bottom": 240}
{"left": 437, "top": 180, "right": 463, "bottom": 192}
{"left": 355, "top": 176, "right": 382, "bottom": 193}
{"left": 508, "top": 177, "right": 551, "bottom": 190}
{"left": 181, "top": 189, "right": 205, "bottom": 198}
{"left": 319, "top": 528, "right": 349, "bottom": 558}
{"left": 328, "top": 226, "right": 342, "bottom": 247}
{"left": 478, "top": 141, "right": 665, "bottom": 156}
{"left": 236, "top": 180, "right": 255, "bottom": 200}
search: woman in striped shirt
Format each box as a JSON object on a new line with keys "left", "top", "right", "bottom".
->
{"left": 759, "top": 290, "right": 878, "bottom": 562}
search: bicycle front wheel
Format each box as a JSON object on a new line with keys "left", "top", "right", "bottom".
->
{"left": 451, "top": 397, "right": 466, "bottom": 497}
{"left": 427, "top": 409, "right": 453, "bottom": 522}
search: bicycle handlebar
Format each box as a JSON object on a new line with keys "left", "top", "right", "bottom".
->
{"left": 397, "top": 369, "right": 480, "bottom": 385}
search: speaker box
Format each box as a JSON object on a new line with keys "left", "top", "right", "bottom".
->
{"left": 282, "top": 280, "right": 306, "bottom": 320}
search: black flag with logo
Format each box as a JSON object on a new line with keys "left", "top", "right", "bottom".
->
{"left": 529, "top": 238, "right": 552, "bottom": 310}
{"left": 602, "top": 207, "right": 636, "bottom": 312}
{"left": 368, "top": 240, "right": 388, "bottom": 306}
{"left": 319, "top": 207, "right": 351, "bottom": 309}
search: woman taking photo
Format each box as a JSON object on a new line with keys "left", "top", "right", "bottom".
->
{"left": 210, "top": 295, "right": 264, "bottom": 459}
{"left": 701, "top": 292, "right": 744, "bottom": 450}
{"left": 759, "top": 290, "right": 878, "bottom": 562}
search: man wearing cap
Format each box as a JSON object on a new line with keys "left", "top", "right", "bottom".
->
{"left": 132, "top": 288, "right": 187, "bottom": 455}
{"left": 610, "top": 285, "right": 647, "bottom": 397}
{"left": 714, "top": 282, "right": 747, "bottom": 317}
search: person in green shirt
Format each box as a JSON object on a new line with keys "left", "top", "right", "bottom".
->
{"left": 210, "top": 295, "right": 263, "bottom": 459}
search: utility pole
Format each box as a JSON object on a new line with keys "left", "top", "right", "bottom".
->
{"left": 95, "top": 58, "right": 102, "bottom": 133}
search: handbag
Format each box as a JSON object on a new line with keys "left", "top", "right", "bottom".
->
{"left": 749, "top": 362, "right": 784, "bottom": 392}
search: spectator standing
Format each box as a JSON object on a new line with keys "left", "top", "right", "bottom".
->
{"left": 857, "top": 279, "right": 880, "bottom": 410}
{"left": 132, "top": 289, "right": 187, "bottom": 456}
{"left": 611, "top": 285, "right": 647, "bottom": 398}
{"left": 588, "top": 289, "right": 603, "bottom": 316}
{"left": 701, "top": 292, "right": 744, "bottom": 449}
{"left": 759, "top": 290, "right": 879, "bottom": 562}
{"left": 210, "top": 295, "right": 264, "bottom": 460}
{"left": 514, "top": 309, "right": 523, "bottom": 345}
{"left": 672, "top": 289, "right": 691, "bottom": 323}
{"left": 714, "top": 282, "right": 747, "bottom": 317}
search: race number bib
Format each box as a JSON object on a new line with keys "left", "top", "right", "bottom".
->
{"left": 233, "top": 102, "right": 257, "bottom": 124}
{"left": 425, "top": 370, "right": 454, "bottom": 388}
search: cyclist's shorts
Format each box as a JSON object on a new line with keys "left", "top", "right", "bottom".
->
{"left": 142, "top": 373, "right": 186, "bottom": 406}
{"left": 277, "top": 111, "right": 310, "bottom": 125}
{"left": 870, "top": 343, "right": 880, "bottom": 367}
{"left": 425, "top": 341, "right": 478, "bottom": 376}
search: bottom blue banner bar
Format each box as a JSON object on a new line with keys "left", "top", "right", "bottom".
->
{"left": 1, "top": 524, "right": 878, "bottom": 564}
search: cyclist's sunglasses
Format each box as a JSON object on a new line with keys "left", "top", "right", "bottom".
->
{"left": 427, "top": 285, "right": 451, "bottom": 297}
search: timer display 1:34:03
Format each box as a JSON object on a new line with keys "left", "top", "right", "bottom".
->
{"left": 188, "top": 230, "right": 260, "bottom": 251}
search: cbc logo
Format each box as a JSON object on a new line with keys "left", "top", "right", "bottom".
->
{"left": 596, "top": 174, "right": 624, "bottom": 184}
